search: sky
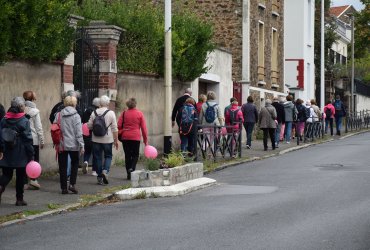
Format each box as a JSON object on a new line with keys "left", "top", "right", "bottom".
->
{"left": 331, "top": 0, "right": 365, "bottom": 11}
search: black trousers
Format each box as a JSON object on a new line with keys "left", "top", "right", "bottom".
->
{"left": 262, "top": 128, "right": 276, "bottom": 150}
{"left": 0, "top": 168, "right": 26, "bottom": 199}
{"left": 122, "top": 140, "right": 140, "bottom": 174}
{"left": 58, "top": 151, "right": 79, "bottom": 190}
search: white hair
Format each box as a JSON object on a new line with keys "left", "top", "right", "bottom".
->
{"left": 92, "top": 97, "right": 100, "bottom": 107}
{"left": 185, "top": 88, "right": 192, "bottom": 95}
{"left": 100, "top": 95, "right": 110, "bottom": 107}
{"left": 11, "top": 97, "right": 25, "bottom": 108}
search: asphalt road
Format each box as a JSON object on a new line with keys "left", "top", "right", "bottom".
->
{"left": 2, "top": 132, "right": 370, "bottom": 250}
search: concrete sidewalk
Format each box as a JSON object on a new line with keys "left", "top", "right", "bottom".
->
{"left": 0, "top": 130, "right": 357, "bottom": 224}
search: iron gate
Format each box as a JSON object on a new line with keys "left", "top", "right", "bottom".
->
{"left": 73, "top": 28, "right": 100, "bottom": 112}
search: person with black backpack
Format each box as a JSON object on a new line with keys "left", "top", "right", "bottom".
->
{"left": 295, "top": 99, "right": 308, "bottom": 141}
{"left": 179, "top": 98, "right": 198, "bottom": 156}
{"left": 333, "top": 95, "right": 346, "bottom": 135}
{"left": 81, "top": 97, "right": 100, "bottom": 176}
{"left": 0, "top": 97, "right": 34, "bottom": 206}
{"left": 87, "top": 95, "right": 118, "bottom": 185}
{"left": 225, "top": 99, "right": 243, "bottom": 156}
{"left": 324, "top": 101, "right": 335, "bottom": 136}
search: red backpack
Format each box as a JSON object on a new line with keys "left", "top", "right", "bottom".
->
{"left": 50, "top": 113, "right": 63, "bottom": 149}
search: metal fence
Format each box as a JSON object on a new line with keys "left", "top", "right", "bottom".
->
{"left": 345, "top": 110, "right": 370, "bottom": 132}
{"left": 194, "top": 121, "right": 243, "bottom": 162}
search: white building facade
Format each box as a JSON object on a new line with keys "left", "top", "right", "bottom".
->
{"left": 284, "top": 0, "right": 315, "bottom": 101}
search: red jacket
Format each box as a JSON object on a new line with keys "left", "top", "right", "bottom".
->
{"left": 196, "top": 102, "right": 203, "bottom": 115}
{"left": 225, "top": 104, "right": 244, "bottom": 131}
{"left": 117, "top": 108, "right": 148, "bottom": 144}
{"left": 324, "top": 104, "right": 335, "bottom": 119}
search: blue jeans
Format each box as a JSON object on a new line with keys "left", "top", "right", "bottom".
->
{"left": 335, "top": 116, "right": 343, "bottom": 134}
{"left": 180, "top": 133, "right": 195, "bottom": 153}
{"left": 67, "top": 155, "right": 71, "bottom": 177}
{"left": 285, "top": 122, "right": 292, "bottom": 142}
{"left": 93, "top": 142, "right": 113, "bottom": 176}
{"left": 243, "top": 122, "right": 255, "bottom": 146}
{"left": 275, "top": 122, "right": 282, "bottom": 145}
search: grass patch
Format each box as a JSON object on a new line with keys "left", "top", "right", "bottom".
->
{"left": 133, "top": 191, "right": 147, "bottom": 199}
{"left": 0, "top": 213, "right": 24, "bottom": 224}
{"left": 79, "top": 194, "right": 105, "bottom": 207}
{"left": 101, "top": 184, "right": 131, "bottom": 194}
{"left": 23, "top": 210, "right": 46, "bottom": 217}
{"left": 113, "top": 156, "right": 125, "bottom": 167}
{"left": 150, "top": 192, "right": 159, "bottom": 198}
{"left": 47, "top": 203, "right": 62, "bottom": 210}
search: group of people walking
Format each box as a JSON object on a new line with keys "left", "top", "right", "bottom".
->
{"left": 0, "top": 86, "right": 346, "bottom": 206}
{"left": 0, "top": 91, "right": 148, "bottom": 205}
{"left": 172, "top": 89, "right": 347, "bottom": 154}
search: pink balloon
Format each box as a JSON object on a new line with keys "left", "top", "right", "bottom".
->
{"left": 144, "top": 145, "right": 158, "bottom": 159}
{"left": 26, "top": 161, "right": 42, "bottom": 179}
{"left": 82, "top": 123, "right": 90, "bottom": 136}
{"left": 221, "top": 127, "right": 227, "bottom": 135}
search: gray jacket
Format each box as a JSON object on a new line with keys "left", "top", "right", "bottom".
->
{"left": 283, "top": 101, "right": 298, "bottom": 122}
{"left": 259, "top": 104, "right": 277, "bottom": 129}
{"left": 55, "top": 106, "right": 84, "bottom": 151}
{"left": 25, "top": 101, "right": 45, "bottom": 146}
{"left": 199, "top": 101, "right": 224, "bottom": 126}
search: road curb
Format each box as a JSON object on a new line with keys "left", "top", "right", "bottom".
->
{"left": 115, "top": 177, "right": 217, "bottom": 200}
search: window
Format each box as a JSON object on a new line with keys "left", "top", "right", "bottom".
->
{"left": 258, "top": 21, "right": 265, "bottom": 81}
{"left": 271, "top": 28, "right": 278, "bottom": 85}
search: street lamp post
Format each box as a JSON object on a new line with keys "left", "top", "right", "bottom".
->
{"left": 164, "top": 0, "right": 172, "bottom": 155}
{"left": 320, "top": 0, "right": 325, "bottom": 110}
{"left": 350, "top": 14, "right": 355, "bottom": 115}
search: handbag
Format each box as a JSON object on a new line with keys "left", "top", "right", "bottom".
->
{"left": 118, "top": 111, "right": 125, "bottom": 142}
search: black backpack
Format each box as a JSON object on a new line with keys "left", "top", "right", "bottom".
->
{"left": 229, "top": 108, "right": 240, "bottom": 124}
{"left": 92, "top": 110, "right": 111, "bottom": 136}
{"left": 325, "top": 107, "right": 332, "bottom": 118}
{"left": 1, "top": 127, "right": 19, "bottom": 149}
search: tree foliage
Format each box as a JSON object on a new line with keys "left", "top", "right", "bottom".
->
{"left": 0, "top": 0, "right": 75, "bottom": 63}
{"left": 354, "top": 1, "right": 370, "bottom": 58}
{"left": 75, "top": 0, "right": 215, "bottom": 81}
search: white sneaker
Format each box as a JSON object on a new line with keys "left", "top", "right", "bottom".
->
{"left": 82, "top": 161, "right": 88, "bottom": 174}
{"left": 29, "top": 179, "right": 41, "bottom": 190}
{"left": 91, "top": 171, "right": 98, "bottom": 176}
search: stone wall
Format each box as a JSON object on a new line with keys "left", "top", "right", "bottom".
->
{"left": 131, "top": 163, "right": 204, "bottom": 188}
{"left": 0, "top": 61, "right": 62, "bottom": 171}
{"left": 116, "top": 73, "right": 190, "bottom": 152}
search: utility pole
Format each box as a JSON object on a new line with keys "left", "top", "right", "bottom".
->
{"left": 350, "top": 14, "right": 355, "bottom": 115}
{"left": 164, "top": 0, "right": 172, "bottom": 155}
{"left": 320, "top": 0, "right": 325, "bottom": 110}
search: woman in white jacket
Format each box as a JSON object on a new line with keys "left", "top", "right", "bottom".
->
{"left": 23, "top": 91, "right": 45, "bottom": 189}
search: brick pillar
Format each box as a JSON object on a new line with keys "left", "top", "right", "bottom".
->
{"left": 62, "top": 15, "right": 85, "bottom": 93}
{"left": 85, "top": 21, "right": 125, "bottom": 109}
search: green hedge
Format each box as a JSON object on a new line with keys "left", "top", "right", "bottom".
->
{"left": 0, "top": 0, "right": 75, "bottom": 63}
{"left": 76, "top": 0, "right": 215, "bottom": 82}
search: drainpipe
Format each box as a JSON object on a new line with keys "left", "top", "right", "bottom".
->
{"left": 164, "top": 0, "right": 172, "bottom": 155}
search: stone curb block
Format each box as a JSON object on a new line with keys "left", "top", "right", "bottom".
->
{"left": 115, "top": 177, "right": 217, "bottom": 200}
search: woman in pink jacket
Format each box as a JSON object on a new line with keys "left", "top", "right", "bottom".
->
{"left": 224, "top": 100, "right": 244, "bottom": 156}
{"left": 117, "top": 98, "right": 148, "bottom": 180}
{"left": 324, "top": 101, "right": 335, "bottom": 136}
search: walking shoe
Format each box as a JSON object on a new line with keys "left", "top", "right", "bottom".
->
{"left": 286, "top": 141, "right": 290, "bottom": 144}
{"left": 82, "top": 161, "right": 88, "bottom": 174}
{"left": 68, "top": 185, "right": 78, "bottom": 194}
{"left": 91, "top": 171, "right": 98, "bottom": 176}
{"left": 61, "top": 189, "right": 69, "bottom": 194}
{"left": 0, "top": 185, "right": 4, "bottom": 204}
{"left": 29, "top": 179, "right": 41, "bottom": 190}
{"left": 15, "top": 200, "right": 27, "bottom": 206}
{"left": 102, "top": 171, "right": 109, "bottom": 185}
{"left": 246, "top": 145, "right": 251, "bottom": 149}
{"left": 97, "top": 177, "right": 104, "bottom": 185}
